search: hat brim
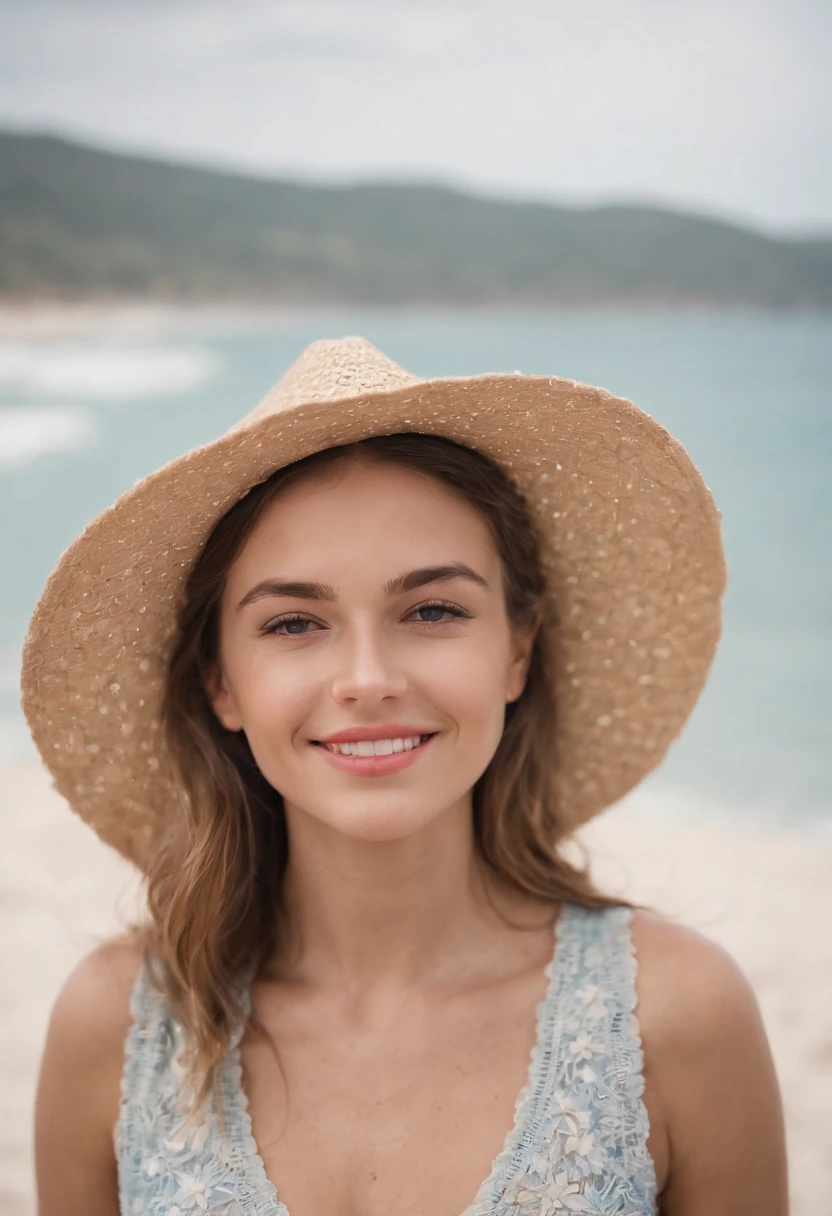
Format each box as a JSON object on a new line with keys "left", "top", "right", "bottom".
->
{"left": 20, "top": 372, "right": 726, "bottom": 870}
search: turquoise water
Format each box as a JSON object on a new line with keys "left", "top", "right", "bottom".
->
{"left": 1, "top": 309, "right": 830, "bottom": 832}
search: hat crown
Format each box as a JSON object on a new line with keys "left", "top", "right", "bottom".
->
{"left": 244, "top": 337, "right": 421, "bottom": 425}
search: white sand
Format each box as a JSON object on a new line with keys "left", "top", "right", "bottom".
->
{"left": 2, "top": 760, "right": 830, "bottom": 1214}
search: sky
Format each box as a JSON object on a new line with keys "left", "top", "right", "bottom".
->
{"left": 1, "top": 0, "right": 830, "bottom": 232}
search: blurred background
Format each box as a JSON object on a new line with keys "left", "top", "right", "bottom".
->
{"left": 1, "top": 1, "right": 830, "bottom": 1212}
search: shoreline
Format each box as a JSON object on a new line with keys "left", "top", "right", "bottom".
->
{"left": 2, "top": 298, "right": 832, "bottom": 340}
{"left": 2, "top": 758, "right": 831, "bottom": 1213}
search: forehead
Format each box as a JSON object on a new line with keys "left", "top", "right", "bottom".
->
{"left": 226, "top": 459, "right": 500, "bottom": 584}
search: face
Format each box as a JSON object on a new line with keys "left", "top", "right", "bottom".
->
{"left": 207, "top": 458, "right": 535, "bottom": 844}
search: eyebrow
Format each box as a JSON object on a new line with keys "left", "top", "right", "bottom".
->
{"left": 236, "top": 562, "right": 491, "bottom": 612}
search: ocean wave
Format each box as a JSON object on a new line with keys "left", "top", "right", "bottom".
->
{"left": 0, "top": 405, "right": 96, "bottom": 467}
{"left": 0, "top": 341, "right": 221, "bottom": 401}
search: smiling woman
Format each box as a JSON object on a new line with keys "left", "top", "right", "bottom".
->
{"left": 23, "top": 338, "right": 786, "bottom": 1216}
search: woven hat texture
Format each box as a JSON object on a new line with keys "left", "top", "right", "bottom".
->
{"left": 20, "top": 337, "right": 727, "bottom": 869}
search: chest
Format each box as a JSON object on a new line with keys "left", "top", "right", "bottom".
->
{"left": 118, "top": 906, "right": 660, "bottom": 1216}
{"left": 239, "top": 975, "right": 546, "bottom": 1216}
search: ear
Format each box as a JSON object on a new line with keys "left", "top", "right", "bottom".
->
{"left": 203, "top": 661, "right": 244, "bottom": 732}
{"left": 505, "top": 624, "right": 537, "bottom": 705}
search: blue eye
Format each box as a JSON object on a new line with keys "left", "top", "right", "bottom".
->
{"left": 411, "top": 602, "right": 467, "bottom": 624}
{"left": 263, "top": 614, "right": 319, "bottom": 636}
{"left": 262, "top": 600, "right": 469, "bottom": 637}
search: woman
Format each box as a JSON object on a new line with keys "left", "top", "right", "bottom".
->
{"left": 26, "top": 337, "right": 787, "bottom": 1214}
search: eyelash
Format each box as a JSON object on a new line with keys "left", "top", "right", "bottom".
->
{"left": 261, "top": 599, "right": 471, "bottom": 637}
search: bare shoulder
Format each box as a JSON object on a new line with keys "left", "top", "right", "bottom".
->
{"left": 35, "top": 931, "right": 145, "bottom": 1215}
{"left": 629, "top": 907, "right": 760, "bottom": 1045}
{"left": 42, "top": 929, "right": 144, "bottom": 1094}
{"left": 629, "top": 908, "right": 788, "bottom": 1216}
{"left": 49, "top": 929, "right": 144, "bottom": 1043}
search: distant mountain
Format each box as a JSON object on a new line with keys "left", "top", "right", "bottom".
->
{"left": 1, "top": 131, "right": 830, "bottom": 308}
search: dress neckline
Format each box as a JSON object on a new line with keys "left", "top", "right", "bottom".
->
{"left": 220, "top": 900, "right": 577, "bottom": 1216}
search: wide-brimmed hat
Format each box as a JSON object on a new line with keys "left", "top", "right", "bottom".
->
{"left": 20, "top": 336, "right": 726, "bottom": 870}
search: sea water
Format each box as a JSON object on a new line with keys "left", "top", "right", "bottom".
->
{"left": 1, "top": 308, "right": 829, "bottom": 835}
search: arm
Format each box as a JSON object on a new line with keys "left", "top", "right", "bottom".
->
{"left": 34, "top": 934, "right": 142, "bottom": 1216}
{"left": 632, "top": 910, "right": 788, "bottom": 1216}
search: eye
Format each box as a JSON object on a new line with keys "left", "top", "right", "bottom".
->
{"left": 407, "top": 600, "right": 470, "bottom": 625}
{"left": 262, "top": 613, "right": 322, "bottom": 637}
{"left": 261, "top": 600, "right": 469, "bottom": 637}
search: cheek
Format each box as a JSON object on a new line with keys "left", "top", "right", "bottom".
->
{"left": 439, "top": 634, "right": 511, "bottom": 687}
{"left": 422, "top": 643, "right": 511, "bottom": 729}
{"left": 231, "top": 659, "right": 312, "bottom": 793}
{"left": 227, "top": 649, "right": 311, "bottom": 737}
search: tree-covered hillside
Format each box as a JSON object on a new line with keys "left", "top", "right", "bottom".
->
{"left": 1, "top": 131, "right": 830, "bottom": 307}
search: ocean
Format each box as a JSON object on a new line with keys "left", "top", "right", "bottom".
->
{"left": 1, "top": 308, "right": 830, "bottom": 836}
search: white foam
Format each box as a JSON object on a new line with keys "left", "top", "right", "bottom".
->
{"left": 0, "top": 406, "right": 96, "bottom": 467}
{"left": 0, "top": 341, "right": 221, "bottom": 401}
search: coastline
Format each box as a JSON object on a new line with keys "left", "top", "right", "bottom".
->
{"left": 3, "top": 298, "right": 831, "bottom": 343}
{"left": 1, "top": 759, "right": 830, "bottom": 1213}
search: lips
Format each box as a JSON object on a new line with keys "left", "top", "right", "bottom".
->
{"left": 311, "top": 731, "right": 439, "bottom": 776}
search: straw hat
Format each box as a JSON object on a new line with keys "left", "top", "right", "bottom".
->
{"left": 20, "top": 336, "right": 726, "bottom": 870}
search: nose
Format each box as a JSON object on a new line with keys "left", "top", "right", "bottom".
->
{"left": 329, "top": 623, "right": 408, "bottom": 705}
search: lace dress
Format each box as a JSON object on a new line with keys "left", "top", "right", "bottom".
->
{"left": 116, "top": 902, "right": 658, "bottom": 1215}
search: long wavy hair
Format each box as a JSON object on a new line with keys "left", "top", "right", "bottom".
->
{"left": 137, "top": 432, "right": 623, "bottom": 1126}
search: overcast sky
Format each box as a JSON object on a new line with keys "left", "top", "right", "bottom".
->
{"left": 1, "top": 0, "right": 830, "bottom": 231}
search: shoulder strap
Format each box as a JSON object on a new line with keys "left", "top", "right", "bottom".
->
{"left": 115, "top": 956, "right": 190, "bottom": 1146}
{"left": 117, "top": 958, "right": 165, "bottom": 1129}
{"left": 498, "top": 903, "right": 658, "bottom": 1212}
{"left": 556, "top": 904, "right": 656, "bottom": 1185}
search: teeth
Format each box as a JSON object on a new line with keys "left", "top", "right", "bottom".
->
{"left": 328, "top": 735, "right": 426, "bottom": 757}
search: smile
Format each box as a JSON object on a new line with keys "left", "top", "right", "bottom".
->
{"left": 311, "top": 733, "right": 439, "bottom": 777}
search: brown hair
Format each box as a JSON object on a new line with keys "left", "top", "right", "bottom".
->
{"left": 138, "top": 432, "right": 622, "bottom": 1124}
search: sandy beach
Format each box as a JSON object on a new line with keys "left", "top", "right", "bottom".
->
{"left": 2, "top": 759, "right": 831, "bottom": 1214}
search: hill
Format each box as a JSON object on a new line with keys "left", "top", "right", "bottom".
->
{"left": 1, "top": 131, "right": 830, "bottom": 307}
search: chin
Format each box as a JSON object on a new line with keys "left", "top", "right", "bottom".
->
{"left": 310, "top": 801, "right": 442, "bottom": 844}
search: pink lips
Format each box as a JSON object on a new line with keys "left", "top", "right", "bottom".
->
{"left": 312, "top": 733, "right": 438, "bottom": 777}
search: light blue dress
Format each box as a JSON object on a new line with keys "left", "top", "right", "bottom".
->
{"left": 116, "top": 902, "right": 658, "bottom": 1215}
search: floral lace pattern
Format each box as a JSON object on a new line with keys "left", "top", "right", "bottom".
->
{"left": 116, "top": 904, "right": 657, "bottom": 1216}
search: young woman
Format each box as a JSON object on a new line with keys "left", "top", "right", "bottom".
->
{"left": 26, "top": 338, "right": 787, "bottom": 1215}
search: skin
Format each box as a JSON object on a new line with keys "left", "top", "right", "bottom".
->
{"left": 35, "top": 460, "right": 788, "bottom": 1215}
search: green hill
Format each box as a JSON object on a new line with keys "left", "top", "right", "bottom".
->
{"left": 1, "top": 131, "right": 830, "bottom": 307}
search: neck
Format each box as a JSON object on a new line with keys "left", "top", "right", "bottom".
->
{"left": 270, "top": 795, "right": 539, "bottom": 993}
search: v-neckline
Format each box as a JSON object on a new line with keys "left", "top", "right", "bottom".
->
{"left": 222, "top": 901, "right": 575, "bottom": 1216}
